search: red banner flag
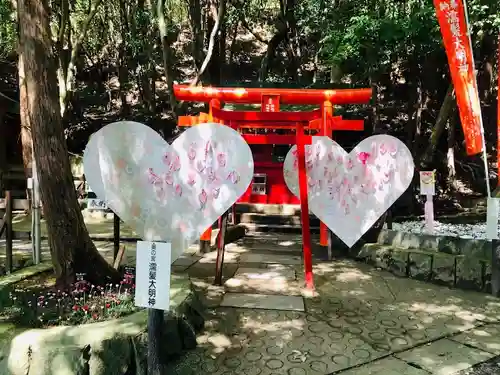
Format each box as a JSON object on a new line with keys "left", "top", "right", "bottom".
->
{"left": 434, "top": 0, "right": 483, "bottom": 155}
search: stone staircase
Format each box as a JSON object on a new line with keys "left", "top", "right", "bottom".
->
{"left": 236, "top": 203, "right": 320, "bottom": 232}
{"left": 354, "top": 229, "right": 491, "bottom": 293}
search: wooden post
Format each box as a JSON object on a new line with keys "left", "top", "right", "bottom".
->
{"left": 214, "top": 210, "right": 229, "bottom": 286}
{"left": 386, "top": 209, "right": 393, "bottom": 230}
{"left": 147, "top": 308, "right": 164, "bottom": 375}
{"left": 231, "top": 204, "right": 237, "bottom": 225}
{"left": 113, "top": 213, "right": 120, "bottom": 259}
{"left": 296, "top": 122, "right": 314, "bottom": 290}
{"left": 5, "top": 191, "right": 12, "bottom": 274}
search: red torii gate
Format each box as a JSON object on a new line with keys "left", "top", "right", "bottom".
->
{"left": 174, "top": 84, "right": 372, "bottom": 289}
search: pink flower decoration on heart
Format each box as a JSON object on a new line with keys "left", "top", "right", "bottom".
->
{"left": 187, "top": 172, "right": 196, "bottom": 186}
{"left": 162, "top": 152, "right": 171, "bottom": 165}
{"left": 383, "top": 170, "right": 393, "bottom": 183}
{"left": 188, "top": 143, "right": 197, "bottom": 160}
{"left": 164, "top": 172, "right": 174, "bottom": 185}
{"left": 212, "top": 188, "right": 220, "bottom": 199}
{"left": 358, "top": 152, "right": 371, "bottom": 165}
{"left": 227, "top": 171, "right": 240, "bottom": 184}
{"left": 147, "top": 168, "right": 162, "bottom": 186}
{"left": 175, "top": 184, "right": 182, "bottom": 196}
{"left": 217, "top": 153, "right": 226, "bottom": 167}
{"left": 199, "top": 189, "right": 208, "bottom": 210}
{"left": 389, "top": 143, "right": 398, "bottom": 157}
{"left": 171, "top": 155, "right": 181, "bottom": 171}
{"left": 196, "top": 160, "right": 205, "bottom": 173}
{"left": 207, "top": 168, "right": 216, "bottom": 182}
{"left": 380, "top": 144, "right": 387, "bottom": 155}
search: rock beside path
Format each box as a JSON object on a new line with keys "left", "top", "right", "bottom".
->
{"left": 0, "top": 276, "right": 204, "bottom": 375}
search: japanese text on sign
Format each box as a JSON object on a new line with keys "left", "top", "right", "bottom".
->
{"left": 135, "top": 241, "right": 171, "bottom": 311}
{"left": 148, "top": 243, "right": 157, "bottom": 306}
{"left": 420, "top": 171, "right": 436, "bottom": 196}
{"left": 433, "top": 0, "right": 483, "bottom": 155}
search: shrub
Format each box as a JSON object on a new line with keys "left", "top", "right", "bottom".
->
{"left": 2, "top": 266, "right": 139, "bottom": 328}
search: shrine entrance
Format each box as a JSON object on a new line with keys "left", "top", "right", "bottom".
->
{"left": 174, "top": 84, "right": 372, "bottom": 289}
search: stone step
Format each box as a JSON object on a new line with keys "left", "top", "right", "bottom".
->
{"left": 356, "top": 243, "right": 489, "bottom": 293}
{"left": 377, "top": 229, "right": 490, "bottom": 257}
{"left": 224, "top": 264, "right": 303, "bottom": 296}
{"left": 235, "top": 203, "right": 300, "bottom": 216}
{"left": 239, "top": 212, "right": 321, "bottom": 227}
{"left": 241, "top": 223, "right": 320, "bottom": 234}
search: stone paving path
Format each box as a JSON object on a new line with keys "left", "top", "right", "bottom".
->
{"left": 3, "top": 228, "right": 500, "bottom": 374}
{"left": 166, "top": 234, "right": 500, "bottom": 375}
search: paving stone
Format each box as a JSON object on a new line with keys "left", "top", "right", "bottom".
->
{"left": 173, "top": 255, "right": 201, "bottom": 267}
{"left": 224, "top": 266, "right": 300, "bottom": 295}
{"left": 220, "top": 293, "right": 305, "bottom": 311}
{"left": 198, "top": 251, "right": 240, "bottom": 264}
{"left": 239, "top": 253, "right": 302, "bottom": 265}
{"left": 395, "top": 338, "right": 494, "bottom": 375}
{"left": 451, "top": 324, "right": 500, "bottom": 355}
{"left": 340, "top": 356, "right": 430, "bottom": 375}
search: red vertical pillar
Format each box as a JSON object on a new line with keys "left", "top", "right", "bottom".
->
{"left": 319, "top": 101, "right": 333, "bottom": 246}
{"left": 296, "top": 121, "right": 314, "bottom": 290}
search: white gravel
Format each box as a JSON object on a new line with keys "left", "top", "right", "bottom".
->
{"left": 390, "top": 221, "right": 499, "bottom": 240}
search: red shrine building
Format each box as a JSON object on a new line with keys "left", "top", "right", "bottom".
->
{"left": 174, "top": 84, "right": 372, "bottom": 206}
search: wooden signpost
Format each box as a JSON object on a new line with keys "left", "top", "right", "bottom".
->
{"left": 135, "top": 240, "right": 172, "bottom": 375}
{"left": 420, "top": 171, "right": 436, "bottom": 233}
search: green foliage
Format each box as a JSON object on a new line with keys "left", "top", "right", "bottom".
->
{"left": 0, "top": 0, "right": 16, "bottom": 58}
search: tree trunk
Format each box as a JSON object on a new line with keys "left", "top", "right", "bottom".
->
{"left": 190, "top": 0, "right": 226, "bottom": 86}
{"left": 258, "top": 20, "right": 287, "bottom": 83}
{"left": 421, "top": 84, "right": 455, "bottom": 165}
{"left": 13, "top": 0, "right": 33, "bottom": 209}
{"left": 17, "top": 0, "right": 120, "bottom": 287}
{"left": 156, "top": 0, "right": 177, "bottom": 114}
{"left": 447, "top": 110, "right": 457, "bottom": 188}
{"left": 206, "top": 0, "right": 223, "bottom": 85}
{"left": 478, "top": 32, "right": 496, "bottom": 102}
{"left": 60, "top": 0, "right": 104, "bottom": 118}
{"left": 117, "top": 0, "right": 130, "bottom": 115}
{"left": 188, "top": 0, "right": 203, "bottom": 71}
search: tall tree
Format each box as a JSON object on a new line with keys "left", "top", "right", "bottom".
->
{"left": 17, "top": 0, "right": 120, "bottom": 286}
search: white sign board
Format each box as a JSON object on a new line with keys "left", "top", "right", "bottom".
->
{"left": 83, "top": 121, "right": 254, "bottom": 262}
{"left": 283, "top": 135, "right": 414, "bottom": 248}
{"left": 486, "top": 197, "right": 499, "bottom": 240}
{"left": 419, "top": 171, "right": 436, "bottom": 196}
{"left": 87, "top": 198, "right": 108, "bottom": 210}
{"left": 135, "top": 241, "right": 171, "bottom": 311}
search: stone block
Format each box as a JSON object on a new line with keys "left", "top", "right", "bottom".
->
{"left": 386, "top": 250, "right": 408, "bottom": 277}
{"left": 379, "top": 230, "right": 437, "bottom": 250}
{"left": 456, "top": 257, "right": 485, "bottom": 292}
{"left": 408, "top": 252, "right": 432, "bottom": 281}
{"left": 431, "top": 254, "right": 456, "bottom": 287}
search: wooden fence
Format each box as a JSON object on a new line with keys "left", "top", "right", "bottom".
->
{"left": 0, "top": 190, "right": 123, "bottom": 273}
